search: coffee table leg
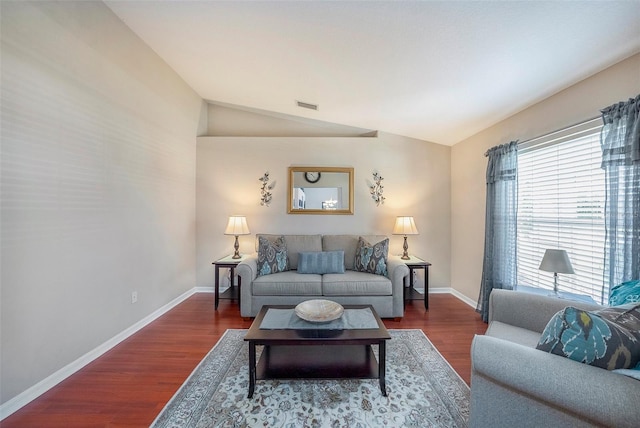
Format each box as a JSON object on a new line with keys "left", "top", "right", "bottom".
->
{"left": 248, "top": 341, "right": 256, "bottom": 398}
{"left": 379, "top": 341, "right": 387, "bottom": 396}
{"left": 214, "top": 265, "right": 220, "bottom": 310}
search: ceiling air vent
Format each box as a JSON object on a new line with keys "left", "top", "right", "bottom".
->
{"left": 296, "top": 100, "right": 318, "bottom": 111}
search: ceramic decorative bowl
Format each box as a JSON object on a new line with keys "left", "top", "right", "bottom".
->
{"left": 294, "top": 299, "right": 344, "bottom": 323}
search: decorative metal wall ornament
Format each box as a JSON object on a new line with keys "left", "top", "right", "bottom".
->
{"left": 370, "top": 172, "right": 385, "bottom": 206}
{"left": 259, "top": 172, "right": 275, "bottom": 206}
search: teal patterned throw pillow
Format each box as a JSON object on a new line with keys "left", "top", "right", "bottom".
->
{"left": 609, "top": 279, "right": 640, "bottom": 306}
{"left": 257, "top": 235, "right": 289, "bottom": 276}
{"left": 536, "top": 303, "right": 640, "bottom": 370}
{"left": 354, "top": 237, "right": 389, "bottom": 276}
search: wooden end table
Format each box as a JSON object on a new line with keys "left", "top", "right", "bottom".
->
{"left": 212, "top": 254, "right": 246, "bottom": 310}
{"left": 402, "top": 256, "right": 432, "bottom": 310}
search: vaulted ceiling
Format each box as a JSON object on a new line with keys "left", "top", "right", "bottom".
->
{"left": 106, "top": 1, "right": 640, "bottom": 145}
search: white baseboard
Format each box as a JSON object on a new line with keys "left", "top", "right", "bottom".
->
{"left": 414, "top": 287, "right": 477, "bottom": 309}
{"left": 449, "top": 288, "right": 478, "bottom": 308}
{"left": 0, "top": 287, "right": 198, "bottom": 421}
{"left": 1, "top": 285, "right": 478, "bottom": 420}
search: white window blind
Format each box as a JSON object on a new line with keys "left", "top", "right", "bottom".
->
{"left": 517, "top": 118, "right": 607, "bottom": 303}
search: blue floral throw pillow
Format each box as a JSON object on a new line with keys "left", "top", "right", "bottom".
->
{"left": 257, "top": 235, "right": 289, "bottom": 276}
{"left": 609, "top": 279, "right": 640, "bottom": 306}
{"left": 536, "top": 303, "right": 640, "bottom": 370}
{"left": 354, "top": 237, "right": 389, "bottom": 276}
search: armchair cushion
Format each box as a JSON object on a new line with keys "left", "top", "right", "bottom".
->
{"left": 613, "top": 362, "right": 640, "bottom": 380}
{"left": 536, "top": 303, "right": 640, "bottom": 370}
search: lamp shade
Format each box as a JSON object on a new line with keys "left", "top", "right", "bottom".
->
{"left": 539, "top": 249, "right": 575, "bottom": 274}
{"left": 224, "top": 216, "right": 250, "bottom": 236}
{"left": 392, "top": 216, "right": 419, "bottom": 235}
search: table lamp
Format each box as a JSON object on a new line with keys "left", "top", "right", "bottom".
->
{"left": 539, "top": 249, "right": 575, "bottom": 294}
{"left": 393, "top": 216, "right": 419, "bottom": 260}
{"left": 224, "top": 215, "right": 250, "bottom": 259}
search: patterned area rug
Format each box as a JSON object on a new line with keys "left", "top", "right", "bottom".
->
{"left": 152, "top": 329, "right": 469, "bottom": 427}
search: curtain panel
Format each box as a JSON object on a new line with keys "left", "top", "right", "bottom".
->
{"left": 477, "top": 141, "right": 518, "bottom": 322}
{"left": 600, "top": 94, "right": 640, "bottom": 296}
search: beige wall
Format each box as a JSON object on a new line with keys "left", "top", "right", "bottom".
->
{"left": 1, "top": 2, "right": 202, "bottom": 404}
{"left": 197, "top": 105, "right": 451, "bottom": 292}
{"left": 450, "top": 53, "right": 640, "bottom": 303}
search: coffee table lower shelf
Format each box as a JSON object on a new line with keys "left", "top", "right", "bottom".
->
{"left": 256, "top": 344, "right": 379, "bottom": 379}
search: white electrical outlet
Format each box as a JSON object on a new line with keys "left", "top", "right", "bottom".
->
{"left": 131, "top": 291, "right": 138, "bottom": 304}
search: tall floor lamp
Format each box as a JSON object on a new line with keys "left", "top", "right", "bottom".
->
{"left": 224, "top": 215, "right": 250, "bottom": 259}
{"left": 539, "top": 249, "right": 575, "bottom": 295}
{"left": 392, "top": 216, "right": 419, "bottom": 260}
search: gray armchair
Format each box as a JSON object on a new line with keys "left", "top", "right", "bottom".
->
{"left": 470, "top": 289, "right": 640, "bottom": 428}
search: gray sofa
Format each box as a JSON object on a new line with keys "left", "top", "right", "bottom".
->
{"left": 236, "top": 234, "right": 410, "bottom": 318}
{"left": 470, "top": 289, "right": 640, "bottom": 428}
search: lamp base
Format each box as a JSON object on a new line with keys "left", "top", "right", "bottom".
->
{"left": 401, "top": 236, "right": 410, "bottom": 260}
{"left": 546, "top": 273, "right": 559, "bottom": 296}
{"left": 232, "top": 235, "right": 241, "bottom": 259}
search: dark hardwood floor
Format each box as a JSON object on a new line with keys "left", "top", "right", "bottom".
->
{"left": 3, "top": 293, "right": 486, "bottom": 427}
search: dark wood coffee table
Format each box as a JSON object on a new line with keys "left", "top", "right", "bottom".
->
{"left": 244, "top": 304, "right": 390, "bottom": 398}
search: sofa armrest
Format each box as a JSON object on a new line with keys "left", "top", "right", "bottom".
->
{"left": 387, "top": 257, "right": 410, "bottom": 289}
{"left": 237, "top": 254, "right": 258, "bottom": 315}
{"left": 237, "top": 254, "right": 258, "bottom": 281}
{"left": 387, "top": 257, "right": 410, "bottom": 316}
{"left": 471, "top": 335, "right": 640, "bottom": 428}
{"left": 488, "top": 289, "right": 603, "bottom": 333}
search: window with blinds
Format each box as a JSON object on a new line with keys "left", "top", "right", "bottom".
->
{"left": 517, "top": 118, "right": 607, "bottom": 303}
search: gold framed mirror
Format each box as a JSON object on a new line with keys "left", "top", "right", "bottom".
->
{"left": 288, "top": 166, "right": 354, "bottom": 215}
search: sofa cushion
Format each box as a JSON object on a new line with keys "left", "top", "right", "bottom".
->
{"left": 322, "top": 271, "right": 392, "bottom": 296}
{"left": 354, "top": 237, "right": 389, "bottom": 276}
{"left": 298, "top": 251, "right": 345, "bottom": 274}
{"left": 609, "top": 279, "right": 640, "bottom": 306}
{"left": 257, "top": 235, "right": 289, "bottom": 276}
{"left": 536, "top": 303, "right": 640, "bottom": 370}
{"left": 252, "top": 271, "right": 322, "bottom": 296}
{"left": 323, "top": 235, "right": 387, "bottom": 270}
{"left": 257, "top": 234, "right": 322, "bottom": 269}
{"left": 486, "top": 321, "right": 542, "bottom": 348}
